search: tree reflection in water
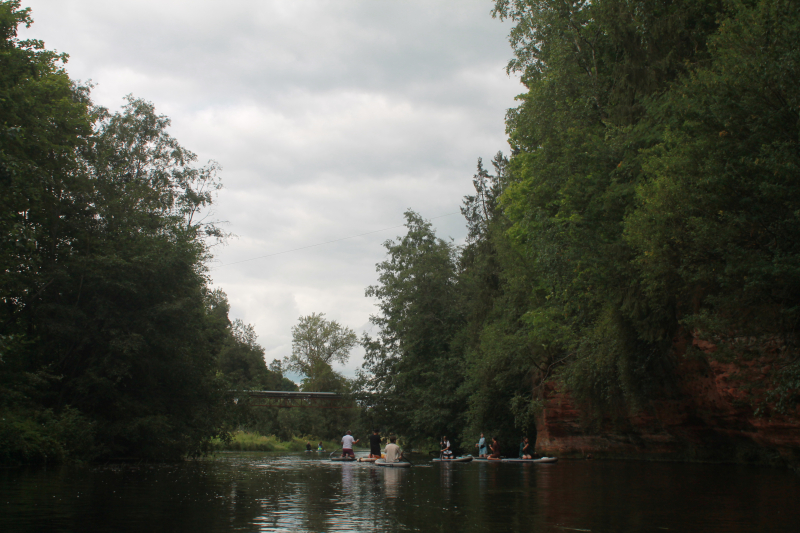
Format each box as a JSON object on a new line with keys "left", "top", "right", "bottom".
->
{"left": 1, "top": 453, "right": 799, "bottom": 532}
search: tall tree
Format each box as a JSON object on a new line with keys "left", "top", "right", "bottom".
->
{"left": 360, "top": 211, "right": 465, "bottom": 443}
{"left": 286, "top": 312, "right": 357, "bottom": 393}
{"left": 0, "top": 0, "right": 234, "bottom": 462}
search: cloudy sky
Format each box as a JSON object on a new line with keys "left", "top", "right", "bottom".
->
{"left": 20, "top": 0, "right": 522, "bottom": 379}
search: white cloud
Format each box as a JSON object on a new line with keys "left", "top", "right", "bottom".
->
{"left": 20, "top": 0, "right": 522, "bottom": 379}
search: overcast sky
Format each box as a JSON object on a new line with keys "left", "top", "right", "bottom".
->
{"left": 20, "top": 0, "right": 521, "bottom": 380}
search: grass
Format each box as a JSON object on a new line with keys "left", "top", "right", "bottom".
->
{"left": 214, "top": 432, "right": 341, "bottom": 453}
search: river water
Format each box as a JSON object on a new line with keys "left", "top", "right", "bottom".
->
{"left": 2, "top": 452, "right": 798, "bottom": 532}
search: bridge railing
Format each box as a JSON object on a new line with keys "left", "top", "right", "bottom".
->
{"left": 231, "top": 390, "right": 354, "bottom": 409}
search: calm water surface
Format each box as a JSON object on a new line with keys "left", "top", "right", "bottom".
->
{"left": 1, "top": 452, "right": 798, "bottom": 532}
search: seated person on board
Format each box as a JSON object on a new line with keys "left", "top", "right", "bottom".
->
{"left": 341, "top": 430, "right": 359, "bottom": 458}
{"left": 488, "top": 436, "right": 502, "bottom": 460}
{"left": 384, "top": 436, "right": 403, "bottom": 463}
{"left": 368, "top": 429, "right": 382, "bottom": 458}
{"left": 306, "top": 441, "right": 312, "bottom": 452}
{"left": 318, "top": 441, "right": 324, "bottom": 452}
{"left": 440, "top": 436, "right": 453, "bottom": 459}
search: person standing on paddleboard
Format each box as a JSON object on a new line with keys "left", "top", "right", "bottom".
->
{"left": 440, "top": 436, "right": 453, "bottom": 459}
{"left": 368, "top": 429, "right": 382, "bottom": 458}
{"left": 476, "top": 433, "right": 487, "bottom": 458}
{"left": 521, "top": 437, "right": 532, "bottom": 459}
{"left": 384, "top": 436, "right": 402, "bottom": 463}
{"left": 341, "top": 430, "right": 359, "bottom": 458}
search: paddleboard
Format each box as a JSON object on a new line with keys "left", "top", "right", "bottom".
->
{"left": 330, "top": 456, "right": 357, "bottom": 462}
{"left": 358, "top": 457, "right": 379, "bottom": 462}
{"left": 432, "top": 456, "right": 473, "bottom": 463}
{"left": 502, "top": 457, "right": 558, "bottom": 464}
{"left": 375, "top": 460, "right": 411, "bottom": 468}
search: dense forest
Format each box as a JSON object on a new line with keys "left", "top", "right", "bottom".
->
{"left": 359, "top": 0, "right": 800, "bottom": 458}
{"left": 3, "top": 0, "right": 799, "bottom": 464}
{"left": 0, "top": 1, "right": 297, "bottom": 464}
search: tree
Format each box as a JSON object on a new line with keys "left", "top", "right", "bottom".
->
{"left": 625, "top": 0, "right": 800, "bottom": 414}
{"left": 285, "top": 312, "right": 357, "bottom": 393}
{"left": 359, "top": 211, "right": 465, "bottom": 443}
{"left": 0, "top": 0, "right": 233, "bottom": 462}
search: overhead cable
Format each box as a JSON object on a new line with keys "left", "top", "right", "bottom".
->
{"left": 212, "top": 211, "right": 460, "bottom": 268}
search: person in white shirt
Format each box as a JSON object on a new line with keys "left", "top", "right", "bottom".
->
{"left": 384, "top": 436, "right": 402, "bottom": 463}
{"left": 341, "top": 430, "right": 359, "bottom": 458}
{"left": 440, "top": 436, "right": 453, "bottom": 459}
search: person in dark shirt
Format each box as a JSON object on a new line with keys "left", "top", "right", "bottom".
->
{"left": 488, "top": 437, "right": 502, "bottom": 460}
{"left": 368, "top": 429, "right": 382, "bottom": 458}
{"left": 521, "top": 437, "right": 532, "bottom": 459}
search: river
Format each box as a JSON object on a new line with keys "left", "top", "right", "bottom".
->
{"left": 2, "top": 452, "right": 798, "bottom": 532}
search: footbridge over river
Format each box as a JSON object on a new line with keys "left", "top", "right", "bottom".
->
{"left": 237, "top": 390, "right": 354, "bottom": 409}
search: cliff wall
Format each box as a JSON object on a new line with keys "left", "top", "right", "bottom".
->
{"left": 535, "top": 336, "right": 800, "bottom": 469}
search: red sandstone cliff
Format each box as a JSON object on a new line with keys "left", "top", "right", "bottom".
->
{"left": 535, "top": 335, "right": 800, "bottom": 468}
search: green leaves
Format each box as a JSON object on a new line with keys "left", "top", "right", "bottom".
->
{"left": 360, "top": 210, "right": 465, "bottom": 442}
{"left": 0, "top": 2, "right": 233, "bottom": 462}
{"left": 286, "top": 312, "right": 357, "bottom": 393}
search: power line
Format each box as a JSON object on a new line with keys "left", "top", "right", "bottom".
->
{"left": 212, "top": 211, "right": 461, "bottom": 268}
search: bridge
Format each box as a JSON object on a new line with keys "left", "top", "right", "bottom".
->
{"left": 237, "top": 390, "right": 354, "bottom": 409}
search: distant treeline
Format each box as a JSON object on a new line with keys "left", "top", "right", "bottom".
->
{"left": 0, "top": 1, "right": 298, "bottom": 464}
{"left": 357, "top": 0, "right": 800, "bottom": 455}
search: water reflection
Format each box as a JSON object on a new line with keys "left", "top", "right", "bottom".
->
{"left": 1, "top": 453, "right": 799, "bottom": 532}
{"left": 383, "top": 468, "right": 403, "bottom": 499}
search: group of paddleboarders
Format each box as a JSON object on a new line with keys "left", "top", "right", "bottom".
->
{"left": 305, "top": 441, "right": 325, "bottom": 452}
{"left": 472, "top": 433, "right": 502, "bottom": 459}
{"left": 335, "top": 430, "right": 534, "bottom": 462}
{"left": 341, "top": 429, "right": 404, "bottom": 463}
{"left": 474, "top": 433, "right": 536, "bottom": 460}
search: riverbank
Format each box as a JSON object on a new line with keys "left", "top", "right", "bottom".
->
{"left": 214, "top": 432, "right": 340, "bottom": 452}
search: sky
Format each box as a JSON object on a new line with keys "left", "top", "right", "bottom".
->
{"left": 19, "top": 0, "right": 522, "bottom": 380}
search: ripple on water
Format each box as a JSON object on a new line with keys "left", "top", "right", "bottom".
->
{"left": 2, "top": 454, "right": 800, "bottom": 532}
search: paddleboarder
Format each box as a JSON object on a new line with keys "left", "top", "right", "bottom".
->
{"left": 488, "top": 436, "right": 502, "bottom": 460}
{"left": 521, "top": 437, "right": 532, "bottom": 459}
{"left": 476, "top": 433, "right": 487, "bottom": 458}
{"left": 440, "top": 435, "right": 453, "bottom": 460}
{"left": 384, "top": 436, "right": 402, "bottom": 463}
{"left": 341, "top": 430, "right": 359, "bottom": 458}
{"left": 317, "top": 441, "right": 324, "bottom": 452}
{"left": 368, "top": 429, "right": 382, "bottom": 458}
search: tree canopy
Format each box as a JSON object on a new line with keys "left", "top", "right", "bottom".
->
{"left": 286, "top": 312, "right": 357, "bottom": 393}
{"left": 0, "top": 1, "right": 292, "bottom": 463}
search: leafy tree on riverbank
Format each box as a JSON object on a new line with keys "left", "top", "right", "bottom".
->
{"left": 359, "top": 211, "right": 465, "bottom": 444}
{"left": 358, "top": 0, "right": 800, "bottom": 459}
{"left": 0, "top": 1, "right": 276, "bottom": 463}
{"left": 286, "top": 312, "right": 357, "bottom": 393}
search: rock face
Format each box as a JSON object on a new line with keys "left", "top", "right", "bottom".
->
{"left": 535, "top": 335, "right": 800, "bottom": 468}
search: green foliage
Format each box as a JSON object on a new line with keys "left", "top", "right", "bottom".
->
{"left": 481, "top": 0, "right": 728, "bottom": 417}
{"left": 0, "top": 406, "right": 95, "bottom": 465}
{"left": 213, "top": 431, "right": 339, "bottom": 453}
{"left": 361, "top": 1, "right": 800, "bottom": 450}
{"left": 625, "top": 0, "right": 800, "bottom": 410}
{"left": 359, "top": 210, "right": 465, "bottom": 444}
{"left": 285, "top": 312, "right": 357, "bottom": 393}
{"left": 0, "top": 1, "right": 267, "bottom": 463}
